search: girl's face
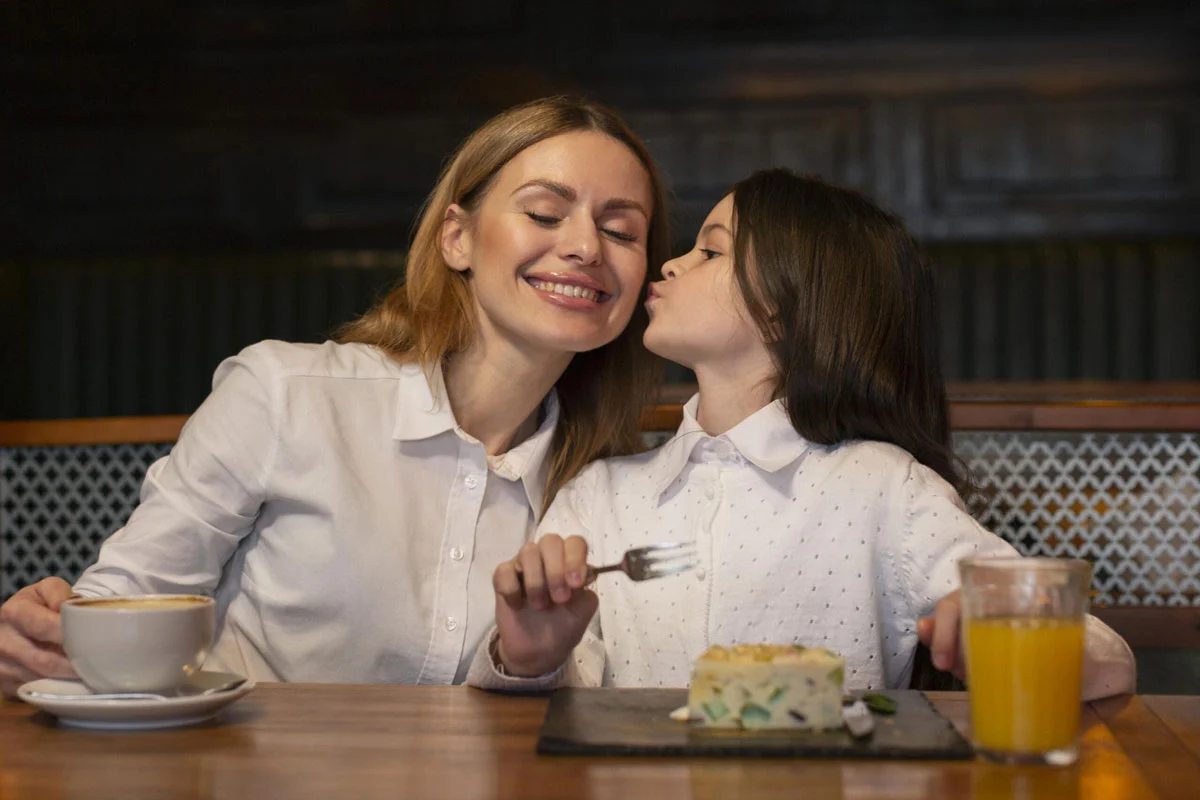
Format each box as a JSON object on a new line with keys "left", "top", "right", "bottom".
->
{"left": 441, "top": 131, "right": 652, "bottom": 364}
{"left": 644, "top": 194, "right": 771, "bottom": 374}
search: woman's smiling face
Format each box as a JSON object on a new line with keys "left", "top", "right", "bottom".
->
{"left": 442, "top": 130, "right": 654, "bottom": 362}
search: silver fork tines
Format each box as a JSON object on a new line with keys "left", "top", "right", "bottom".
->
{"left": 590, "top": 541, "right": 698, "bottom": 583}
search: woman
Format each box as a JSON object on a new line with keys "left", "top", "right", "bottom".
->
{"left": 0, "top": 96, "right": 669, "bottom": 694}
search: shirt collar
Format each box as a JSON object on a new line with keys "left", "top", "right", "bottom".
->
{"left": 391, "top": 362, "right": 458, "bottom": 441}
{"left": 489, "top": 391, "right": 559, "bottom": 515}
{"left": 650, "top": 394, "right": 810, "bottom": 498}
{"left": 391, "top": 362, "right": 559, "bottom": 513}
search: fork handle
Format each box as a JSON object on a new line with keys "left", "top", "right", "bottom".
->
{"left": 515, "top": 562, "right": 618, "bottom": 591}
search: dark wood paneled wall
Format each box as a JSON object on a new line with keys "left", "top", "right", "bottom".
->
{"left": 1, "top": 2, "right": 1197, "bottom": 418}
{"left": 3, "top": 1, "right": 1197, "bottom": 255}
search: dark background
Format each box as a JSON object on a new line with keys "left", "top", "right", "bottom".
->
{"left": 2, "top": 1, "right": 1198, "bottom": 419}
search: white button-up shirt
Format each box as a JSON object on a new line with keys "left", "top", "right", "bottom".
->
{"left": 470, "top": 395, "right": 1134, "bottom": 697}
{"left": 74, "top": 340, "right": 557, "bottom": 684}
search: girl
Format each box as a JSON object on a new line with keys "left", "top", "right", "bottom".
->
{"left": 469, "top": 169, "right": 1136, "bottom": 699}
{"left": 0, "top": 96, "right": 669, "bottom": 695}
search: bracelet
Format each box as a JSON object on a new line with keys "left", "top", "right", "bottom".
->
{"left": 490, "top": 634, "right": 509, "bottom": 677}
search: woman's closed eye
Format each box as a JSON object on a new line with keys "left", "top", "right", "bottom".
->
{"left": 526, "top": 212, "right": 561, "bottom": 227}
{"left": 526, "top": 211, "right": 639, "bottom": 243}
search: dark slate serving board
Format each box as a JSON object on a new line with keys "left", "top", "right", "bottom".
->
{"left": 537, "top": 689, "right": 973, "bottom": 759}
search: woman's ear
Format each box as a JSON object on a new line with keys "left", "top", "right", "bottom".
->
{"left": 440, "top": 203, "right": 473, "bottom": 273}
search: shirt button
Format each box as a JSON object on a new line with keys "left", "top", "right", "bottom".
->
{"left": 695, "top": 567, "right": 707, "bottom": 581}
{"left": 464, "top": 475, "right": 479, "bottom": 490}
{"left": 445, "top": 616, "right": 458, "bottom": 632}
{"left": 449, "top": 547, "right": 464, "bottom": 562}
{"left": 704, "top": 485, "right": 716, "bottom": 499}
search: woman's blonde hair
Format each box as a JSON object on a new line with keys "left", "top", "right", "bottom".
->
{"left": 339, "top": 96, "right": 668, "bottom": 514}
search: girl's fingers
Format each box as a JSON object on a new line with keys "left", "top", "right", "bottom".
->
{"left": 538, "top": 535, "right": 569, "bottom": 605}
{"left": 930, "top": 594, "right": 962, "bottom": 673}
{"left": 563, "top": 536, "right": 590, "bottom": 589}
{"left": 492, "top": 561, "right": 525, "bottom": 610}
{"left": 517, "top": 542, "right": 550, "bottom": 611}
{"left": 916, "top": 616, "right": 935, "bottom": 646}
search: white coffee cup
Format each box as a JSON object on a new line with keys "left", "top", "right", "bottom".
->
{"left": 61, "top": 595, "right": 216, "bottom": 693}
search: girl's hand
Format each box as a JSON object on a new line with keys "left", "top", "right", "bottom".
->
{"left": 491, "top": 534, "right": 598, "bottom": 678}
{"left": 916, "top": 590, "right": 966, "bottom": 680}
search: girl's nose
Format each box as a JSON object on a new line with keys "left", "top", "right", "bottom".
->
{"left": 661, "top": 257, "right": 681, "bottom": 279}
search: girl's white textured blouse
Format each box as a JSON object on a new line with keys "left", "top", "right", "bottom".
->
{"left": 469, "top": 396, "right": 1134, "bottom": 698}
{"left": 73, "top": 340, "right": 558, "bottom": 685}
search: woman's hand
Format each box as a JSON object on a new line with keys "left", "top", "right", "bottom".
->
{"left": 916, "top": 590, "right": 967, "bottom": 680}
{"left": 0, "top": 578, "right": 78, "bottom": 697}
{"left": 491, "top": 534, "right": 598, "bottom": 678}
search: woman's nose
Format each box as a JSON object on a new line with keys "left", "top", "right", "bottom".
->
{"left": 561, "top": 217, "right": 602, "bottom": 266}
{"left": 661, "top": 257, "right": 681, "bottom": 279}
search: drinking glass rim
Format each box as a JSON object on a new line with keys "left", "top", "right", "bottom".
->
{"left": 959, "top": 556, "right": 1091, "bottom": 574}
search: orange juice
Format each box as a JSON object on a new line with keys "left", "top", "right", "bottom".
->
{"left": 966, "top": 617, "right": 1084, "bottom": 753}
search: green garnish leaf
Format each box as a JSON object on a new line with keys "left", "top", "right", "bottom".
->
{"left": 862, "top": 693, "right": 898, "bottom": 715}
{"left": 828, "top": 666, "right": 844, "bottom": 686}
{"left": 768, "top": 686, "right": 787, "bottom": 704}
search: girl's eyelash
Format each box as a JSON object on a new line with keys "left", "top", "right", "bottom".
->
{"left": 527, "top": 212, "right": 638, "bottom": 243}
{"left": 700, "top": 248, "right": 722, "bottom": 260}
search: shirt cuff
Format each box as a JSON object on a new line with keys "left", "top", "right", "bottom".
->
{"left": 465, "top": 627, "right": 568, "bottom": 692}
{"left": 1081, "top": 613, "right": 1137, "bottom": 701}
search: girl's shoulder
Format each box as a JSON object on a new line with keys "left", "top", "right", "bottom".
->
{"left": 810, "top": 437, "right": 959, "bottom": 499}
{"left": 814, "top": 437, "right": 920, "bottom": 478}
{"left": 573, "top": 446, "right": 662, "bottom": 488}
{"left": 551, "top": 441, "right": 670, "bottom": 507}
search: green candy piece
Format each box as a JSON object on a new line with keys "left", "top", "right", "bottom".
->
{"left": 702, "top": 698, "right": 730, "bottom": 721}
{"left": 739, "top": 702, "right": 772, "bottom": 724}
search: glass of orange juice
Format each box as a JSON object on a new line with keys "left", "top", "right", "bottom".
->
{"left": 959, "top": 557, "right": 1091, "bottom": 766}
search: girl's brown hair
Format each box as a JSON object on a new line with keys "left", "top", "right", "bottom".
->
{"left": 339, "top": 96, "right": 668, "bottom": 513}
{"left": 729, "top": 168, "right": 968, "bottom": 496}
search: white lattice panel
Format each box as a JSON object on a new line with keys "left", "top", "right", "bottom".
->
{"left": 956, "top": 432, "right": 1200, "bottom": 606}
{"left": 2, "top": 434, "right": 1198, "bottom": 605}
{"left": 0, "top": 444, "right": 171, "bottom": 599}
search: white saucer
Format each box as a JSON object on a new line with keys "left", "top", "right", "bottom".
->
{"left": 18, "top": 670, "right": 255, "bottom": 730}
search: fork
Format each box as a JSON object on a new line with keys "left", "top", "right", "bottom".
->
{"left": 585, "top": 541, "right": 698, "bottom": 584}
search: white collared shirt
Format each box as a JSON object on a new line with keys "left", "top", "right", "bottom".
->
{"left": 74, "top": 340, "right": 557, "bottom": 685}
{"left": 470, "top": 394, "right": 1134, "bottom": 697}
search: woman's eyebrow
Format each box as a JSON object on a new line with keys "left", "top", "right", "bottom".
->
{"left": 511, "top": 179, "right": 648, "bottom": 217}
{"left": 512, "top": 179, "right": 575, "bottom": 201}
{"left": 700, "top": 222, "right": 731, "bottom": 237}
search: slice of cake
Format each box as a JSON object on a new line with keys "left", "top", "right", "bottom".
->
{"left": 686, "top": 644, "right": 845, "bottom": 730}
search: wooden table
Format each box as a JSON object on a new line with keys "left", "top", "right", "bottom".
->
{"left": 1, "top": 687, "right": 1197, "bottom": 799}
